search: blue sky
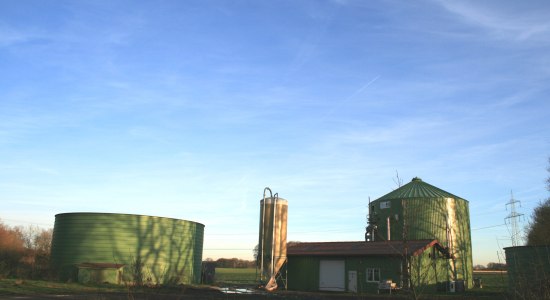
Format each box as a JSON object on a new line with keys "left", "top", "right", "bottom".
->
{"left": 1, "top": 0, "right": 549, "bottom": 265}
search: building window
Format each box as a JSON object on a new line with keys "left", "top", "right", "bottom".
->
{"left": 366, "top": 268, "right": 380, "bottom": 282}
{"left": 380, "top": 201, "right": 391, "bottom": 209}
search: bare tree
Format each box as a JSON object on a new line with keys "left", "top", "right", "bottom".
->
{"left": 393, "top": 170, "right": 403, "bottom": 188}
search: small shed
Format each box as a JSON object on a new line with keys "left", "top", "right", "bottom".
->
{"left": 287, "top": 239, "right": 453, "bottom": 293}
{"left": 77, "top": 263, "right": 125, "bottom": 284}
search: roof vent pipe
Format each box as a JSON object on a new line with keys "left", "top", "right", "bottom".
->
{"left": 387, "top": 216, "right": 391, "bottom": 241}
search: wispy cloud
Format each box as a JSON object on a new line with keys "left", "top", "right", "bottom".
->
{"left": 0, "top": 26, "right": 34, "bottom": 47}
{"left": 1, "top": 0, "right": 548, "bottom": 263}
{"left": 432, "top": 0, "right": 550, "bottom": 42}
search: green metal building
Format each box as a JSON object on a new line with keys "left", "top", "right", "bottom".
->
{"left": 504, "top": 245, "right": 550, "bottom": 299}
{"left": 287, "top": 240, "right": 452, "bottom": 293}
{"left": 366, "top": 177, "right": 473, "bottom": 288}
{"left": 51, "top": 212, "right": 204, "bottom": 285}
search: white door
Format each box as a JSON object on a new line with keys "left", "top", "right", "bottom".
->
{"left": 348, "top": 270, "right": 357, "bottom": 292}
{"left": 319, "top": 260, "right": 345, "bottom": 291}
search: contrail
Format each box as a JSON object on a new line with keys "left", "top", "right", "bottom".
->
{"left": 324, "top": 75, "right": 381, "bottom": 118}
{"left": 344, "top": 75, "right": 380, "bottom": 102}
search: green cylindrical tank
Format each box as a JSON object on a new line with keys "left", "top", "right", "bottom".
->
{"left": 368, "top": 177, "right": 473, "bottom": 288}
{"left": 505, "top": 246, "right": 550, "bottom": 298}
{"left": 51, "top": 212, "right": 204, "bottom": 285}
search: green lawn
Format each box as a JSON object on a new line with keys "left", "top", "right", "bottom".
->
{"left": 0, "top": 278, "right": 126, "bottom": 295}
{"left": 0, "top": 269, "right": 260, "bottom": 296}
{"left": 0, "top": 279, "right": 222, "bottom": 299}
{"left": 214, "top": 268, "right": 257, "bottom": 284}
{"left": 0, "top": 270, "right": 509, "bottom": 299}
{"left": 472, "top": 272, "right": 508, "bottom": 291}
{"left": 460, "top": 272, "right": 508, "bottom": 299}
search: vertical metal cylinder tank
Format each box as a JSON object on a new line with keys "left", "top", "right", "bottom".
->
{"left": 51, "top": 213, "right": 204, "bottom": 285}
{"left": 368, "top": 177, "right": 473, "bottom": 288}
{"left": 504, "top": 245, "right": 550, "bottom": 298}
{"left": 258, "top": 195, "right": 288, "bottom": 290}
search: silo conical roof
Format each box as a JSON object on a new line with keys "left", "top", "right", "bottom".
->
{"left": 375, "top": 177, "right": 466, "bottom": 201}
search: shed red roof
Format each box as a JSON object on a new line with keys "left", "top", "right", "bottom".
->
{"left": 287, "top": 239, "right": 441, "bottom": 257}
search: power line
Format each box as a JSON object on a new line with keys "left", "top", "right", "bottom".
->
{"left": 207, "top": 233, "right": 257, "bottom": 236}
{"left": 207, "top": 227, "right": 362, "bottom": 236}
{"left": 472, "top": 224, "right": 506, "bottom": 231}
{"left": 204, "top": 249, "right": 252, "bottom": 251}
{"left": 0, "top": 217, "right": 53, "bottom": 227}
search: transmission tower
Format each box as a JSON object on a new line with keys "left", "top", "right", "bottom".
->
{"left": 505, "top": 190, "right": 524, "bottom": 247}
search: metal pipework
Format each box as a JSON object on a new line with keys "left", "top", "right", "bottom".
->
{"left": 260, "top": 187, "right": 272, "bottom": 282}
{"left": 387, "top": 216, "right": 391, "bottom": 241}
{"left": 271, "top": 192, "right": 278, "bottom": 282}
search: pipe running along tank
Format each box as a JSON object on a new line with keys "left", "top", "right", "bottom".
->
{"left": 258, "top": 188, "right": 288, "bottom": 291}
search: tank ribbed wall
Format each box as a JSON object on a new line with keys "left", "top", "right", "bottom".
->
{"left": 51, "top": 213, "right": 204, "bottom": 284}
{"left": 369, "top": 178, "right": 473, "bottom": 288}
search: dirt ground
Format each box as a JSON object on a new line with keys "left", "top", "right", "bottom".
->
{"left": 0, "top": 285, "right": 406, "bottom": 300}
{"left": 0, "top": 283, "right": 503, "bottom": 300}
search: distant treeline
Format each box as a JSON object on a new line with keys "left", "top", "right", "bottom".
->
{"left": 473, "top": 262, "right": 506, "bottom": 270}
{"left": 204, "top": 258, "right": 256, "bottom": 268}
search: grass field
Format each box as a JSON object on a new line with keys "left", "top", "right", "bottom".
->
{"left": 0, "top": 279, "right": 231, "bottom": 299}
{"left": 472, "top": 271, "right": 508, "bottom": 291}
{"left": 214, "top": 268, "right": 257, "bottom": 284}
{"left": 212, "top": 268, "right": 510, "bottom": 299}
{"left": 463, "top": 271, "right": 508, "bottom": 298}
{"left": 0, "top": 269, "right": 260, "bottom": 296}
{"left": 0, "top": 278, "right": 126, "bottom": 296}
{"left": 0, "top": 270, "right": 510, "bottom": 299}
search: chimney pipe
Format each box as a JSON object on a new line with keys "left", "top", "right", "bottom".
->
{"left": 387, "top": 216, "right": 391, "bottom": 241}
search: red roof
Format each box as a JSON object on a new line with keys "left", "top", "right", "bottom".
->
{"left": 287, "top": 239, "right": 440, "bottom": 257}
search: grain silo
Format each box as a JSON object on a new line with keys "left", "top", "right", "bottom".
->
{"left": 51, "top": 212, "right": 204, "bottom": 285}
{"left": 257, "top": 188, "right": 288, "bottom": 291}
{"left": 366, "top": 177, "right": 473, "bottom": 289}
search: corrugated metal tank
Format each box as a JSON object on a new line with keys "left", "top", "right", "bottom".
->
{"left": 368, "top": 177, "right": 473, "bottom": 288}
{"left": 51, "top": 212, "right": 204, "bottom": 284}
{"left": 504, "top": 245, "right": 550, "bottom": 298}
{"left": 258, "top": 197, "right": 288, "bottom": 289}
